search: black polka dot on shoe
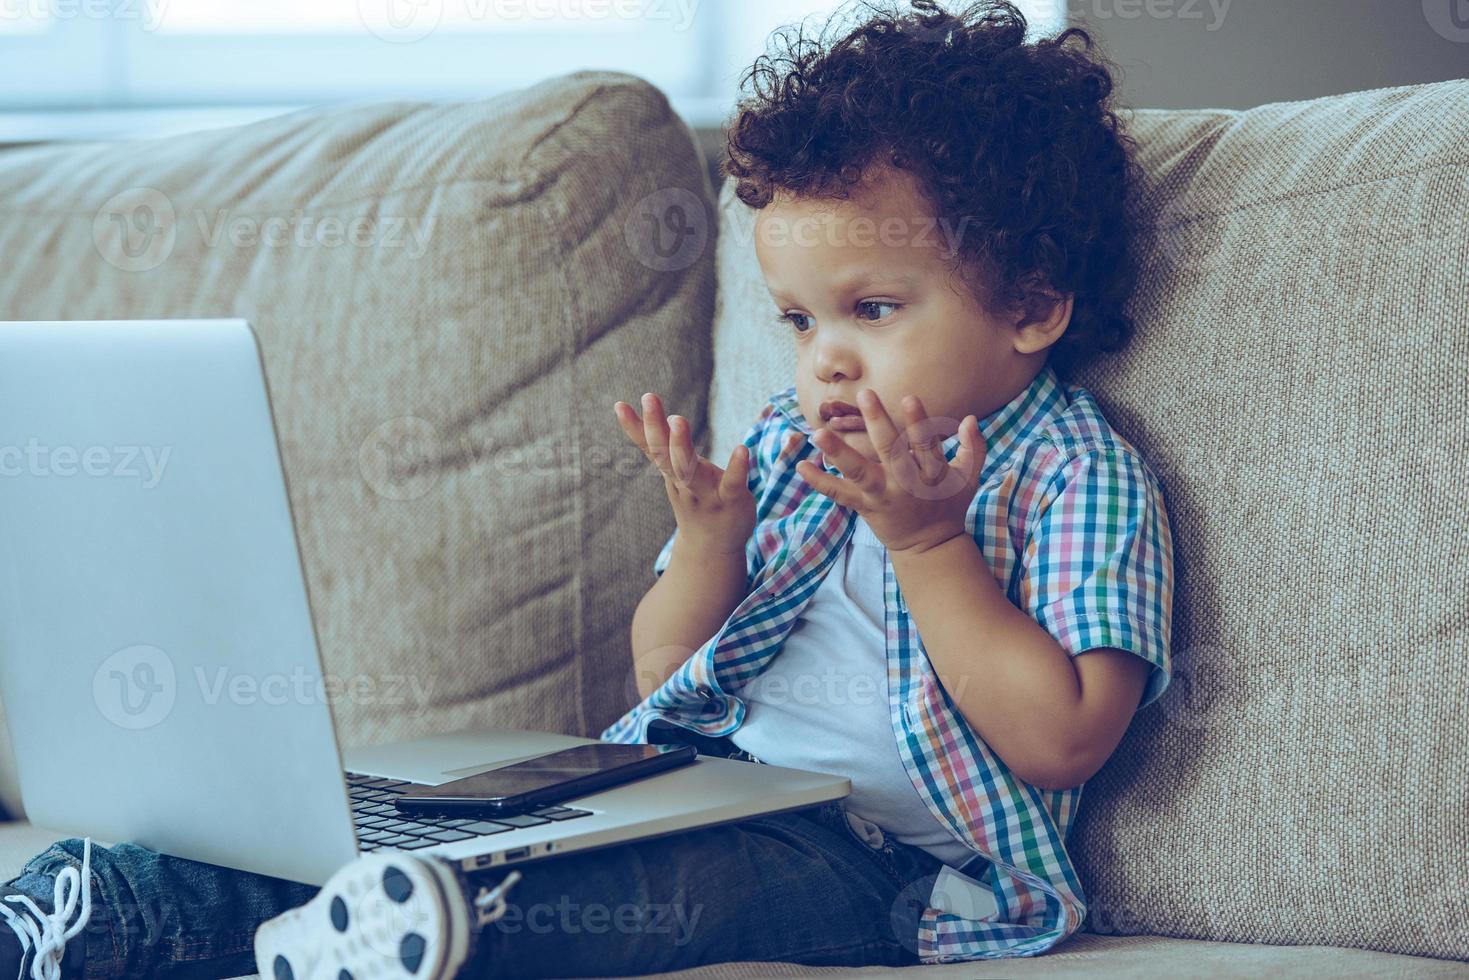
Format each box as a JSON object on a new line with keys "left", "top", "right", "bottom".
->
{"left": 383, "top": 866, "right": 414, "bottom": 904}
{"left": 330, "top": 895, "right": 349, "bottom": 932}
{"left": 338, "top": 971, "right": 354, "bottom": 980}
{"left": 401, "top": 932, "right": 426, "bottom": 974}
{"left": 273, "top": 955, "right": 294, "bottom": 980}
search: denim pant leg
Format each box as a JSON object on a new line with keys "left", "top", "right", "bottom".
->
{"left": 466, "top": 726, "right": 949, "bottom": 977}
{"left": 8, "top": 837, "right": 316, "bottom": 979}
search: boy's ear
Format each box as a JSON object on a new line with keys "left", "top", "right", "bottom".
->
{"left": 1011, "top": 291, "right": 1074, "bottom": 355}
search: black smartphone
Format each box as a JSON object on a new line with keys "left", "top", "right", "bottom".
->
{"left": 394, "top": 742, "right": 697, "bottom": 817}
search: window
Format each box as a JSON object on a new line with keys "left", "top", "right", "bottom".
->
{"left": 2, "top": 0, "right": 1065, "bottom": 126}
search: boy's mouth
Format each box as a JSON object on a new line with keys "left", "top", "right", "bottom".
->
{"left": 820, "top": 399, "right": 866, "bottom": 432}
{"left": 820, "top": 399, "right": 861, "bottom": 419}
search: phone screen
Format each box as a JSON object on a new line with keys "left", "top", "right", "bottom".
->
{"left": 397, "top": 742, "right": 689, "bottom": 810}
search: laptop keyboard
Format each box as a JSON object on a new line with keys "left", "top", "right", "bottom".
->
{"left": 345, "top": 771, "right": 594, "bottom": 852}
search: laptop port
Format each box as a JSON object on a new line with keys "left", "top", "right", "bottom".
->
{"left": 506, "top": 846, "right": 531, "bottom": 860}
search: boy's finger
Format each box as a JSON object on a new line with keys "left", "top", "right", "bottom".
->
{"left": 613, "top": 402, "right": 649, "bottom": 453}
{"left": 668, "top": 415, "right": 696, "bottom": 485}
{"left": 719, "top": 444, "right": 749, "bottom": 500}
{"left": 641, "top": 393, "right": 673, "bottom": 477}
{"left": 779, "top": 431, "right": 803, "bottom": 460}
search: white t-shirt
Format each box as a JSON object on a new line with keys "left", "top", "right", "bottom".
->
{"left": 729, "top": 515, "right": 975, "bottom": 867}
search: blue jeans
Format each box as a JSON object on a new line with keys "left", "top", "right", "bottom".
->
{"left": 6, "top": 727, "right": 948, "bottom": 978}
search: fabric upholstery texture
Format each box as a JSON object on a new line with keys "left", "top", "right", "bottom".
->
{"left": 0, "top": 70, "right": 716, "bottom": 820}
{"left": 707, "top": 78, "right": 1468, "bottom": 962}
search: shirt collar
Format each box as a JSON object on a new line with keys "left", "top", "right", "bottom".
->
{"left": 771, "top": 363, "right": 1068, "bottom": 481}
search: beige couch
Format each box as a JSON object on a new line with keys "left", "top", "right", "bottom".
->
{"left": 0, "top": 70, "right": 1464, "bottom": 978}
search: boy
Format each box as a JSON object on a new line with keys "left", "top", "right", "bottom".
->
{"left": 0, "top": 1, "right": 1171, "bottom": 976}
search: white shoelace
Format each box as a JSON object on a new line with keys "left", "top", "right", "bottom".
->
{"left": 0, "top": 838, "right": 92, "bottom": 980}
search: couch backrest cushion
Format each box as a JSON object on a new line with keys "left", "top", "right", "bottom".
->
{"left": 708, "top": 78, "right": 1469, "bottom": 960}
{"left": 0, "top": 71, "right": 715, "bottom": 821}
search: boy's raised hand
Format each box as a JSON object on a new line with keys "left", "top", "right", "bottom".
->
{"left": 614, "top": 392, "right": 756, "bottom": 558}
{"left": 797, "top": 388, "right": 985, "bottom": 557}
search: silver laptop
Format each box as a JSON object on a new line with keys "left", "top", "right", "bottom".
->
{"left": 0, "top": 318, "right": 849, "bottom": 886}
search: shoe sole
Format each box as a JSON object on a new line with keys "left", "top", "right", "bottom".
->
{"left": 253, "top": 852, "right": 471, "bottom": 980}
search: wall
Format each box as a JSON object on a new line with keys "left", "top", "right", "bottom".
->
{"left": 1066, "top": 0, "right": 1469, "bottom": 110}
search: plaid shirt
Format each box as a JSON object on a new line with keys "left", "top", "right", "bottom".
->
{"left": 601, "top": 363, "right": 1174, "bottom": 962}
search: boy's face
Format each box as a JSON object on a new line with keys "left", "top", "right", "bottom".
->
{"left": 753, "top": 163, "right": 1061, "bottom": 458}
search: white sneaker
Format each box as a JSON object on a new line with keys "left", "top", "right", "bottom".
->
{"left": 253, "top": 852, "right": 521, "bottom": 980}
{"left": 0, "top": 837, "right": 93, "bottom": 980}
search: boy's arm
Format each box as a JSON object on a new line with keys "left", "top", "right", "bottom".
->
{"left": 627, "top": 400, "right": 782, "bottom": 700}
{"left": 890, "top": 445, "right": 1173, "bottom": 791}
{"left": 629, "top": 540, "right": 749, "bottom": 701}
{"left": 890, "top": 535, "right": 1114, "bottom": 790}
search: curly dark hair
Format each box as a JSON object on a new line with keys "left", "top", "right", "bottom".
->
{"left": 722, "top": 0, "right": 1142, "bottom": 380}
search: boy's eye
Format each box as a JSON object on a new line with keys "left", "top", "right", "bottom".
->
{"left": 777, "top": 301, "right": 899, "bottom": 334}
{"left": 857, "top": 300, "right": 900, "bottom": 321}
{"left": 777, "top": 312, "right": 812, "bottom": 333}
